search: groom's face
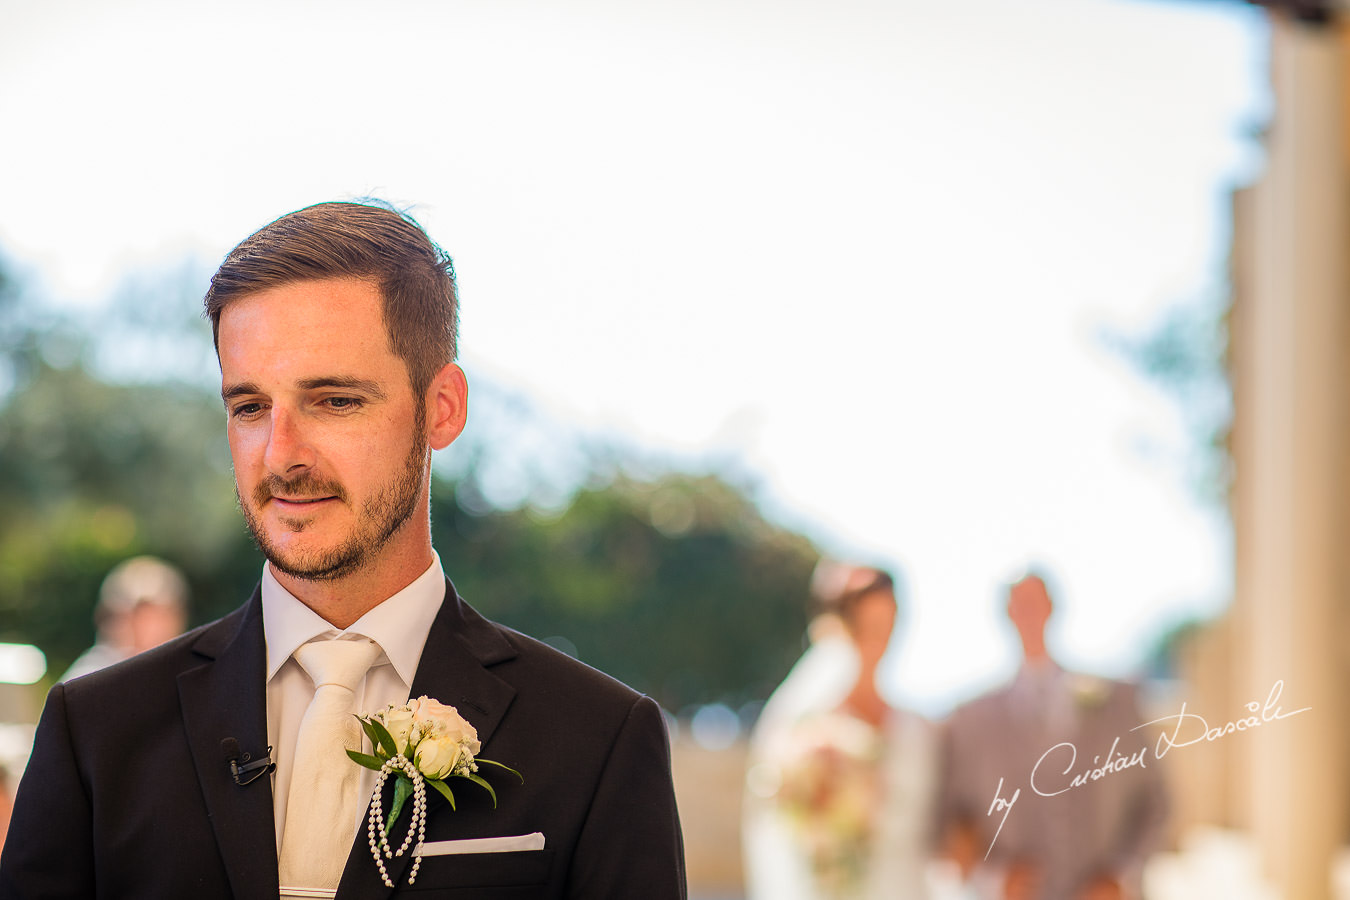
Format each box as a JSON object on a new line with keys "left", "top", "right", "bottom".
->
{"left": 217, "top": 277, "right": 430, "bottom": 582}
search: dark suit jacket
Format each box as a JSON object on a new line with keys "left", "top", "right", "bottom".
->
{"left": 0, "top": 581, "right": 687, "bottom": 899}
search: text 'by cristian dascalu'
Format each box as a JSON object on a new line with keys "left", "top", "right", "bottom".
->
{"left": 981, "top": 679, "right": 1311, "bottom": 858}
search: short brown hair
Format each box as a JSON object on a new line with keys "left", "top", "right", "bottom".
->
{"left": 203, "top": 200, "right": 458, "bottom": 398}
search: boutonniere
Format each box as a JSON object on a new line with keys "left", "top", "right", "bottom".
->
{"left": 1071, "top": 675, "right": 1111, "bottom": 710}
{"left": 348, "top": 696, "right": 522, "bottom": 888}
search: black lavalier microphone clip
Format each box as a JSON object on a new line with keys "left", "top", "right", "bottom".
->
{"left": 221, "top": 737, "right": 275, "bottom": 786}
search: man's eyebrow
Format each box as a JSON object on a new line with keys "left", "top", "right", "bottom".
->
{"left": 297, "top": 376, "right": 388, "bottom": 399}
{"left": 220, "top": 377, "right": 389, "bottom": 403}
{"left": 221, "top": 381, "right": 261, "bottom": 402}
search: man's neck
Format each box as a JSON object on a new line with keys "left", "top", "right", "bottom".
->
{"left": 1020, "top": 653, "right": 1058, "bottom": 674}
{"left": 270, "top": 546, "right": 435, "bottom": 629}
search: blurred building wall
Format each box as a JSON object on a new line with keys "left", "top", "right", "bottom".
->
{"left": 1220, "top": 10, "right": 1350, "bottom": 899}
{"left": 671, "top": 735, "right": 746, "bottom": 899}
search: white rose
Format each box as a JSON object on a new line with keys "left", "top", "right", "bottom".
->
{"left": 411, "top": 697, "right": 481, "bottom": 755}
{"left": 378, "top": 704, "right": 417, "bottom": 753}
{"left": 414, "top": 734, "right": 465, "bottom": 780}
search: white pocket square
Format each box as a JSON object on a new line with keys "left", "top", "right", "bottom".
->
{"left": 415, "top": 832, "right": 546, "bottom": 856}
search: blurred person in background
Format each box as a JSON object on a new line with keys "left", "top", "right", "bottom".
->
{"left": 937, "top": 571, "right": 1168, "bottom": 900}
{"left": 746, "top": 559, "right": 862, "bottom": 759}
{"left": 61, "top": 555, "right": 189, "bottom": 681}
{"left": 744, "top": 562, "right": 940, "bottom": 899}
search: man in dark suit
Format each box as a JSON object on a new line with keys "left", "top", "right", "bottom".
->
{"left": 0, "top": 201, "right": 687, "bottom": 898}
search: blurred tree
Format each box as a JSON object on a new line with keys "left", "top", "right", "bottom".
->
{"left": 435, "top": 468, "right": 818, "bottom": 712}
{"left": 0, "top": 346, "right": 261, "bottom": 673}
{"left": 1103, "top": 295, "right": 1233, "bottom": 508}
{"left": 1105, "top": 294, "right": 1235, "bottom": 674}
{"left": 0, "top": 255, "right": 820, "bottom": 706}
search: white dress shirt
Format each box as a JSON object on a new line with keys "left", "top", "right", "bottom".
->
{"left": 263, "top": 555, "right": 446, "bottom": 854}
{"left": 1009, "top": 659, "right": 1076, "bottom": 737}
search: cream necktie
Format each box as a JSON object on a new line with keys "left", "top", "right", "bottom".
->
{"left": 278, "top": 638, "right": 382, "bottom": 894}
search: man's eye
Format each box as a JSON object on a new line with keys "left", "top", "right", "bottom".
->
{"left": 230, "top": 402, "right": 264, "bottom": 418}
{"left": 325, "top": 397, "right": 361, "bottom": 410}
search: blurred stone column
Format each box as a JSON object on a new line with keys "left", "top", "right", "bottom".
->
{"left": 1229, "top": 15, "right": 1350, "bottom": 900}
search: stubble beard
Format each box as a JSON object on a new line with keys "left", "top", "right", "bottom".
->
{"left": 238, "top": 415, "right": 430, "bottom": 583}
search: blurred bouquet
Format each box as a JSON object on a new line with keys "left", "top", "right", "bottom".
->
{"left": 773, "top": 711, "right": 884, "bottom": 897}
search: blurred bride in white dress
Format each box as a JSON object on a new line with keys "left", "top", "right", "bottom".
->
{"left": 744, "top": 562, "right": 951, "bottom": 900}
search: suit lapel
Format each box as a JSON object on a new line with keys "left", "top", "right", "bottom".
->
{"left": 407, "top": 580, "right": 518, "bottom": 748}
{"left": 178, "top": 588, "right": 280, "bottom": 900}
{"left": 336, "top": 579, "right": 519, "bottom": 898}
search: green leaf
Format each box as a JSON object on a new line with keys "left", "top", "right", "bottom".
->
{"left": 388, "top": 775, "right": 413, "bottom": 831}
{"left": 357, "top": 717, "right": 386, "bottom": 756}
{"left": 477, "top": 758, "right": 525, "bottom": 784}
{"left": 464, "top": 772, "right": 498, "bottom": 808}
{"left": 346, "top": 749, "right": 384, "bottom": 771}
{"left": 367, "top": 718, "right": 400, "bottom": 759}
{"left": 427, "top": 778, "right": 456, "bottom": 811}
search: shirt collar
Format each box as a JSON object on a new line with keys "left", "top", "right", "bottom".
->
{"left": 1012, "top": 658, "right": 1064, "bottom": 693}
{"left": 261, "top": 553, "right": 446, "bottom": 685}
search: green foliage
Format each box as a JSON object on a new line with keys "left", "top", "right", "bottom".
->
{"left": 1101, "top": 296, "right": 1233, "bottom": 507}
{"left": 0, "top": 257, "right": 265, "bottom": 676}
{"left": 0, "top": 355, "right": 265, "bottom": 674}
{"left": 0, "top": 256, "right": 818, "bottom": 709}
{"left": 433, "top": 470, "right": 818, "bottom": 712}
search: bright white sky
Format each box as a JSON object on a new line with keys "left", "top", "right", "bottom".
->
{"left": 0, "top": 0, "right": 1267, "bottom": 713}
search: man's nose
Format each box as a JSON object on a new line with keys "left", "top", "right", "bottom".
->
{"left": 263, "top": 407, "right": 315, "bottom": 476}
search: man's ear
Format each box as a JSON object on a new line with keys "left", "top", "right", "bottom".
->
{"left": 425, "top": 363, "right": 468, "bottom": 451}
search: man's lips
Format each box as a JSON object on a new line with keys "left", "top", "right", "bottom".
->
{"left": 268, "top": 495, "right": 338, "bottom": 508}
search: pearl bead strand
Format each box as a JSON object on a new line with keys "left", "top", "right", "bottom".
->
{"left": 365, "top": 755, "right": 428, "bottom": 887}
